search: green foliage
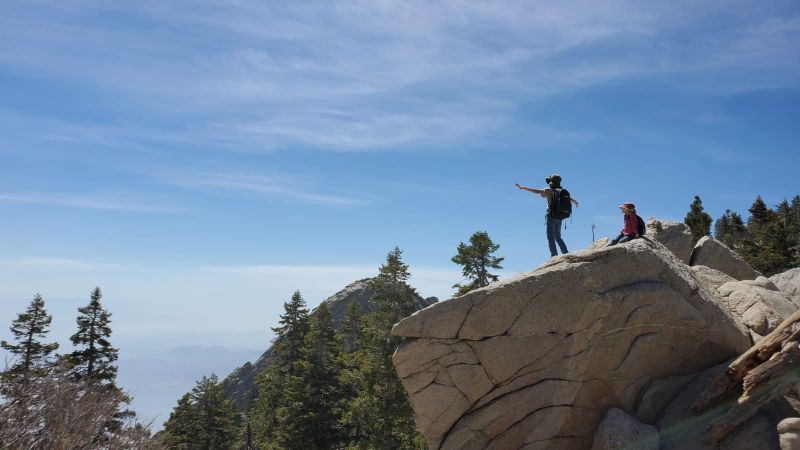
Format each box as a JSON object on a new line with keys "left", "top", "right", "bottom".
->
{"left": 712, "top": 194, "right": 800, "bottom": 276}
{"left": 714, "top": 209, "right": 746, "bottom": 249}
{"left": 271, "top": 290, "right": 310, "bottom": 371}
{"left": 684, "top": 195, "right": 713, "bottom": 245}
{"left": 275, "top": 303, "right": 344, "bottom": 450}
{"left": 1, "top": 293, "right": 158, "bottom": 448}
{"left": 340, "top": 301, "right": 362, "bottom": 354}
{"left": 1, "top": 294, "right": 59, "bottom": 385}
{"left": 451, "top": 230, "right": 504, "bottom": 296}
{"left": 67, "top": 287, "right": 119, "bottom": 385}
{"left": 224, "top": 251, "right": 427, "bottom": 449}
{"left": 163, "top": 374, "right": 237, "bottom": 450}
{"left": 340, "top": 247, "right": 426, "bottom": 450}
{"left": 739, "top": 196, "right": 795, "bottom": 275}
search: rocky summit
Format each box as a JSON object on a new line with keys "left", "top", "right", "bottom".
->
{"left": 392, "top": 226, "right": 800, "bottom": 450}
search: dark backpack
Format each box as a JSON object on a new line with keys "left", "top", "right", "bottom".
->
{"left": 636, "top": 214, "right": 646, "bottom": 236}
{"left": 549, "top": 188, "right": 572, "bottom": 220}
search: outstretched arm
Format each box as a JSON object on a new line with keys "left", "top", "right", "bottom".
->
{"left": 515, "top": 183, "right": 545, "bottom": 195}
{"left": 570, "top": 198, "right": 580, "bottom": 207}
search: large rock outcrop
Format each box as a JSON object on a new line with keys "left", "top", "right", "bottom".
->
{"left": 392, "top": 238, "right": 751, "bottom": 449}
{"left": 715, "top": 277, "right": 798, "bottom": 337}
{"left": 645, "top": 219, "right": 694, "bottom": 264}
{"left": 223, "top": 278, "right": 436, "bottom": 411}
{"left": 771, "top": 268, "right": 800, "bottom": 306}
{"left": 690, "top": 236, "right": 761, "bottom": 281}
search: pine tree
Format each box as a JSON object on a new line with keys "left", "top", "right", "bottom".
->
{"left": 342, "top": 247, "right": 425, "bottom": 450}
{"left": 0, "top": 294, "right": 59, "bottom": 385}
{"left": 194, "top": 374, "right": 237, "bottom": 450}
{"left": 791, "top": 195, "right": 800, "bottom": 264}
{"left": 250, "top": 290, "right": 311, "bottom": 447}
{"left": 67, "top": 287, "right": 119, "bottom": 385}
{"left": 250, "top": 369, "right": 282, "bottom": 448}
{"left": 339, "top": 301, "right": 362, "bottom": 354}
{"left": 741, "top": 196, "right": 794, "bottom": 275}
{"left": 275, "top": 303, "right": 344, "bottom": 449}
{"left": 451, "top": 231, "right": 504, "bottom": 296}
{"left": 714, "top": 209, "right": 746, "bottom": 249}
{"left": 684, "top": 195, "right": 713, "bottom": 245}
{"left": 163, "top": 374, "right": 237, "bottom": 450}
{"left": 271, "top": 290, "right": 310, "bottom": 372}
{"left": 162, "top": 393, "right": 201, "bottom": 449}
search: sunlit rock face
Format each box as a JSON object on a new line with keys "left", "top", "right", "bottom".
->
{"left": 690, "top": 235, "right": 761, "bottom": 281}
{"left": 392, "top": 238, "right": 751, "bottom": 450}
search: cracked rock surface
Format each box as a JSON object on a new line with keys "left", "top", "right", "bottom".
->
{"left": 392, "top": 238, "right": 751, "bottom": 450}
{"left": 690, "top": 236, "right": 762, "bottom": 281}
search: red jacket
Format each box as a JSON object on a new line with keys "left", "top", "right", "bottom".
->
{"left": 622, "top": 213, "right": 638, "bottom": 236}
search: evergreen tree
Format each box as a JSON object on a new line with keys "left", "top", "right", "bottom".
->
{"left": 271, "top": 290, "right": 310, "bottom": 372}
{"left": 275, "top": 303, "right": 344, "bottom": 449}
{"left": 339, "top": 301, "right": 362, "bottom": 354}
{"left": 714, "top": 209, "right": 747, "bottom": 249}
{"left": 162, "top": 393, "right": 201, "bottom": 449}
{"left": 163, "top": 374, "right": 237, "bottom": 450}
{"left": 792, "top": 195, "right": 800, "bottom": 264}
{"left": 684, "top": 195, "right": 713, "bottom": 245}
{"left": 451, "top": 231, "right": 504, "bottom": 296}
{"left": 250, "top": 291, "right": 311, "bottom": 447}
{"left": 342, "top": 247, "right": 425, "bottom": 450}
{"left": 777, "top": 198, "right": 800, "bottom": 264}
{"left": 250, "top": 369, "right": 282, "bottom": 449}
{"left": 1, "top": 294, "right": 59, "bottom": 385}
{"left": 66, "top": 287, "right": 136, "bottom": 439}
{"left": 67, "top": 287, "right": 119, "bottom": 385}
{"left": 741, "top": 196, "right": 794, "bottom": 275}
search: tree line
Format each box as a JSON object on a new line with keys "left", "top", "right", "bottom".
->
{"left": 162, "top": 248, "right": 427, "bottom": 449}
{"left": 162, "top": 242, "right": 505, "bottom": 450}
{"left": 685, "top": 194, "right": 800, "bottom": 275}
{"left": 0, "top": 288, "right": 159, "bottom": 448}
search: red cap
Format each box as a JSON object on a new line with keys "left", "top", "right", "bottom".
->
{"left": 619, "top": 202, "right": 635, "bottom": 209}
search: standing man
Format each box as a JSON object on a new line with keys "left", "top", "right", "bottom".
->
{"left": 515, "top": 174, "right": 580, "bottom": 257}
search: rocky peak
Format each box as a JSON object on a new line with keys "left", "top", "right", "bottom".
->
{"left": 392, "top": 232, "right": 799, "bottom": 450}
{"left": 222, "top": 277, "right": 437, "bottom": 412}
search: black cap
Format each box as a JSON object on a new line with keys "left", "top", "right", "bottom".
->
{"left": 545, "top": 174, "right": 562, "bottom": 185}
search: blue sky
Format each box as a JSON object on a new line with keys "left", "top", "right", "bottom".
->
{"left": 1, "top": 0, "right": 799, "bottom": 424}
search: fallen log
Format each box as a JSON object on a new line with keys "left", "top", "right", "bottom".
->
{"left": 691, "top": 309, "right": 800, "bottom": 445}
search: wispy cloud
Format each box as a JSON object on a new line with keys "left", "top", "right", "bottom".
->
{"left": 0, "top": 192, "right": 181, "bottom": 213}
{"left": 200, "top": 264, "right": 376, "bottom": 277}
{"left": 3, "top": 1, "right": 795, "bottom": 153}
{"left": 164, "top": 172, "right": 374, "bottom": 207}
{"left": 0, "top": 257, "right": 126, "bottom": 271}
{"left": 198, "top": 263, "right": 462, "bottom": 300}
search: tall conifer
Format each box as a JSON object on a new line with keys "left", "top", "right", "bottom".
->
{"left": 684, "top": 195, "right": 713, "bottom": 245}
{"left": 271, "top": 290, "right": 310, "bottom": 372}
{"left": 451, "top": 231, "right": 504, "bottom": 296}
{"left": 741, "top": 196, "right": 793, "bottom": 275}
{"left": 343, "top": 247, "right": 425, "bottom": 450}
{"left": 714, "top": 209, "right": 746, "bottom": 249}
{"left": 250, "top": 290, "right": 311, "bottom": 447}
{"left": 68, "top": 287, "right": 119, "bottom": 385}
{"left": 163, "top": 374, "right": 236, "bottom": 450}
{"left": 276, "top": 303, "right": 343, "bottom": 449}
{"left": 1, "top": 294, "right": 58, "bottom": 384}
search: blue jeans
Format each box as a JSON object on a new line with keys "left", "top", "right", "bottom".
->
{"left": 609, "top": 234, "right": 634, "bottom": 246}
{"left": 546, "top": 215, "right": 568, "bottom": 257}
